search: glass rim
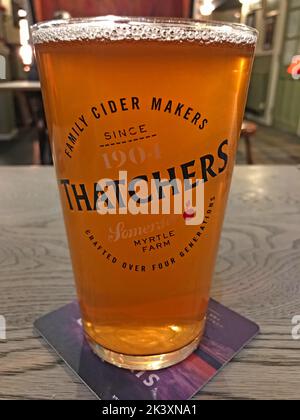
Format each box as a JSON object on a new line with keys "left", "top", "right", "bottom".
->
{"left": 31, "top": 15, "right": 258, "bottom": 46}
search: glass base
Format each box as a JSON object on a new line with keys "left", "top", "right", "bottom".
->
{"left": 86, "top": 324, "right": 205, "bottom": 371}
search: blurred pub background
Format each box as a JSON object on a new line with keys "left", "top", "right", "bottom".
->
{"left": 0, "top": 0, "right": 299, "bottom": 165}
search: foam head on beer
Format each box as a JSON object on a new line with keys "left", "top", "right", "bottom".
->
{"left": 32, "top": 17, "right": 257, "bottom": 370}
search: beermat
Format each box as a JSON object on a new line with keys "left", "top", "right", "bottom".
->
{"left": 34, "top": 300, "right": 259, "bottom": 400}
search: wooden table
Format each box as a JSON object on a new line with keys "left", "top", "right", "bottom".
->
{"left": 0, "top": 166, "right": 300, "bottom": 400}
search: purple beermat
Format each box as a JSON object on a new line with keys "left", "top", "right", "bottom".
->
{"left": 34, "top": 300, "right": 259, "bottom": 400}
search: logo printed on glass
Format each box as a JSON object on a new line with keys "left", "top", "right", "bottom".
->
{"left": 0, "top": 55, "right": 6, "bottom": 80}
{"left": 95, "top": 172, "right": 205, "bottom": 226}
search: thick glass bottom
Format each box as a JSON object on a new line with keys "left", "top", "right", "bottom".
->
{"left": 86, "top": 321, "right": 205, "bottom": 371}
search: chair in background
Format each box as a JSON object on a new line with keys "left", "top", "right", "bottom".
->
{"left": 241, "top": 120, "right": 257, "bottom": 165}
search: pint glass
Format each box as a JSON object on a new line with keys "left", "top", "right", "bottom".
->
{"left": 32, "top": 17, "right": 257, "bottom": 370}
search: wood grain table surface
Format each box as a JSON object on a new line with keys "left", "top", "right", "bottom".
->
{"left": 0, "top": 165, "right": 300, "bottom": 400}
